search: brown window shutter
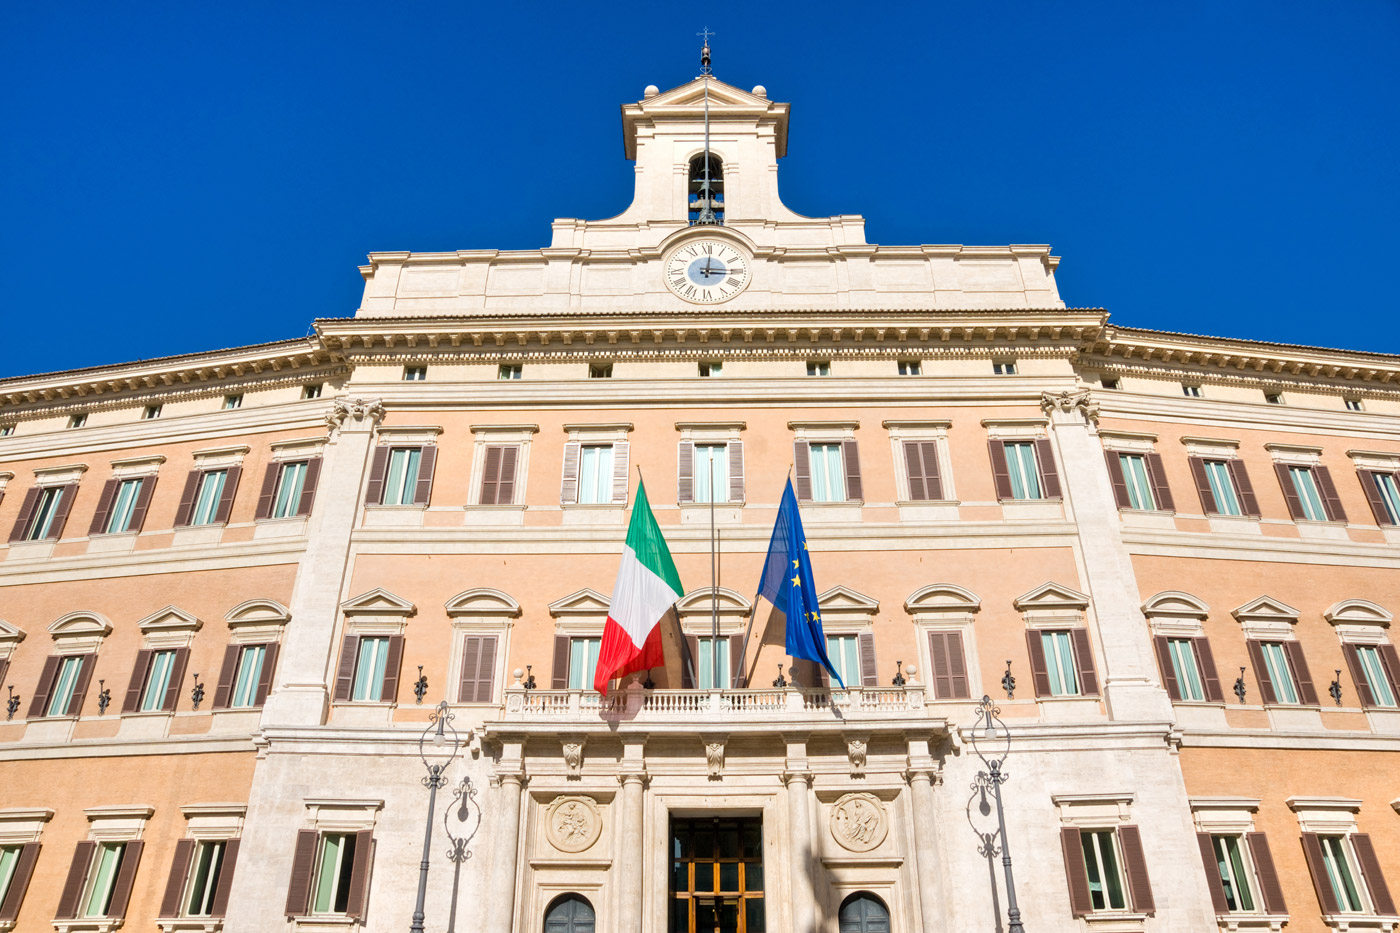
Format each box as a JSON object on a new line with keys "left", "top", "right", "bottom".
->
{"left": 8, "top": 487, "right": 40, "bottom": 542}
{"left": 1071, "top": 628, "right": 1099, "bottom": 695}
{"left": 478, "top": 445, "right": 502, "bottom": 505}
{"left": 1145, "top": 452, "right": 1175, "bottom": 511}
{"left": 365, "top": 447, "right": 390, "bottom": 505}
{"left": 1285, "top": 641, "right": 1319, "bottom": 705}
{"left": 793, "top": 441, "right": 812, "bottom": 500}
{"left": 1350, "top": 833, "right": 1396, "bottom": 915}
{"left": 495, "top": 445, "right": 519, "bottom": 506}
{"left": 0, "top": 841, "right": 39, "bottom": 921}
{"left": 1034, "top": 438, "right": 1062, "bottom": 499}
{"left": 945, "top": 631, "right": 970, "bottom": 698}
{"left": 1025, "top": 630, "right": 1052, "bottom": 698}
{"left": 611, "top": 441, "right": 631, "bottom": 504}
{"left": 1359, "top": 469, "right": 1396, "bottom": 526}
{"left": 1196, "top": 833, "right": 1230, "bottom": 913}
{"left": 1274, "top": 463, "right": 1306, "bottom": 520}
{"left": 458, "top": 635, "right": 482, "bottom": 702}
{"left": 1314, "top": 465, "right": 1348, "bottom": 522}
{"left": 213, "top": 465, "right": 241, "bottom": 524}
{"left": 988, "top": 441, "right": 1014, "bottom": 501}
{"left": 162, "top": 647, "right": 191, "bottom": 712}
{"left": 158, "top": 838, "right": 196, "bottom": 918}
{"left": 254, "top": 462, "right": 280, "bottom": 520}
{"left": 378, "top": 634, "right": 404, "bottom": 702}
{"left": 1246, "top": 639, "right": 1278, "bottom": 705}
{"left": 212, "top": 645, "right": 241, "bottom": 710}
{"left": 1118, "top": 825, "right": 1155, "bottom": 914}
{"left": 1246, "top": 833, "right": 1287, "bottom": 914}
{"left": 412, "top": 446, "right": 437, "bottom": 505}
{"left": 1195, "top": 637, "right": 1225, "bottom": 703}
{"left": 122, "top": 649, "right": 155, "bottom": 714}
{"left": 88, "top": 478, "right": 121, "bottom": 535}
{"left": 1060, "top": 826, "right": 1093, "bottom": 917}
{"left": 209, "top": 837, "right": 239, "bottom": 917}
{"left": 46, "top": 484, "right": 78, "bottom": 539}
{"left": 0, "top": 660, "right": 7, "bottom": 697}
{"left": 1189, "top": 457, "right": 1217, "bottom": 514}
{"left": 1344, "top": 644, "right": 1376, "bottom": 708}
{"left": 727, "top": 440, "right": 745, "bottom": 503}
{"left": 105, "top": 839, "right": 142, "bottom": 919}
{"left": 343, "top": 830, "right": 374, "bottom": 919}
{"left": 1104, "top": 451, "right": 1132, "bottom": 509}
{"left": 27, "top": 655, "right": 61, "bottom": 718}
{"left": 905, "top": 441, "right": 943, "bottom": 501}
{"left": 55, "top": 840, "right": 96, "bottom": 919}
{"left": 253, "top": 642, "right": 279, "bottom": 707}
{"left": 677, "top": 441, "right": 695, "bottom": 503}
{"left": 1301, "top": 832, "right": 1341, "bottom": 914}
{"left": 284, "top": 830, "right": 318, "bottom": 917}
{"left": 333, "top": 636, "right": 359, "bottom": 702}
{"left": 728, "top": 633, "right": 744, "bottom": 688}
{"left": 1378, "top": 644, "right": 1400, "bottom": 701}
{"left": 66, "top": 654, "right": 95, "bottom": 717}
{"left": 858, "top": 632, "right": 878, "bottom": 686}
{"left": 1229, "top": 459, "right": 1261, "bottom": 517}
{"left": 173, "top": 471, "right": 201, "bottom": 527}
{"left": 126, "top": 475, "right": 156, "bottom": 533}
{"left": 1153, "top": 636, "right": 1181, "bottom": 701}
{"left": 929, "top": 632, "right": 951, "bottom": 698}
{"left": 551, "top": 634, "right": 571, "bottom": 689}
{"left": 559, "top": 441, "right": 581, "bottom": 505}
{"left": 296, "top": 457, "right": 322, "bottom": 516}
{"left": 842, "top": 439, "right": 863, "bottom": 501}
{"left": 683, "top": 636, "right": 699, "bottom": 689}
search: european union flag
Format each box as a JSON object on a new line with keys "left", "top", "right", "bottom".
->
{"left": 757, "top": 478, "right": 844, "bottom": 688}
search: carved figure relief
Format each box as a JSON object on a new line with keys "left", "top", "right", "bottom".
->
{"left": 545, "top": 795, "right": 602, "bottom": 853}
{"left": 847, "top": 738, "right": 867, "bottom": 777}
{"left": 829, "top": 792, "right": 888, "bottom": 852}
{"left": 705, "top": 739, "right": 726, "bottom": 778}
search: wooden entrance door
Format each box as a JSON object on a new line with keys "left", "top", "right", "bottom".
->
{"left": 669, "top": 817, "right": 765, "bottom": 933}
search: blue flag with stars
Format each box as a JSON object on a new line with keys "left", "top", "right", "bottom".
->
{"left": 757, "top": 478, "right": 844, "bottom": 688}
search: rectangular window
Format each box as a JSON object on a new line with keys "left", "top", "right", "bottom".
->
{"left": 0, "top": 844, "right": 22, "bottom": 907}
{"left": 184, "top": 840, "right": 226, "bottom": 917}
{"left": 1041, "top": 631, "right": 1079, "bottom": 696}
{"left": 993, "top": 361, "right": 1017, "bottom": 375}
{"left": 222, "top": 395, "right": 242, "bottom": 410}
{"left": 1346, "top": 399, "right": 1364, "bottom": 412}
{"left": 25, "top": 486, "right": 66, "bottom": 541}
{"left": 1260, "top": 642, "right": 1300, "bottom": 704}
{"left": 898, "top": 360, "right": 922, "bottom": 376}
{"left": 1204, "top": 460, "right": 1243, "bottom": 516}
{"left": 138, "top": 650, "right": 176, "bottom": 712}
{"left": 826, "top": 634, "right": 861, "bottom": 688}
{"left": 1265, "top": 392, "right": 1284, "bottom": 405}
{"left": 1357, "top": 646, "right": 1398, "bottom": 707}
{"left": 81, "top": 842, "right": 127, "bottom": 918}
{"left": 271, "top": 462, "right": 309, "bottom": 519}
{"left": 46, "top": 656, "right": 84, "bottom": 716}
{"left": 806, "top": 361, "right": 830, "bottom": 376}
{"left": 190, "top": 470, "right": 227, "bottom": 526}
{"left": 1183, "top": 384, "right": 1203, "bottom": 398}
{"left": 104, "top": 479, "right": 143, "bottom": 534}
{"left": 302, "top": 383, "right": 323, "bottom": 399}
{"left": 698, "top": 361, "right": 721, "bottom": 377}
{"left": 403, "top": 366, "right": 426, "bottom": 381}
{"left": 230, "top": 644, "right": 267, "bottom": 708}
{"left": 1167, "top": 638, "right": 1206, "bottom": 701}
{"left": 142, "top": 404, "right": 162, "bottom": 419}
{"left": 1081, "top": 830, "right": 1127, "bottom": 911}
{"left": 1321, "top": 836, "right": 1366, "bottom": 912}
{"left": 498, "top": 364, "right": 522, "bottom": 380}
{"left": 567, "top": 637, "right": 602, "bottom": 691}
{"left": 693, "top": 444, "right": 728, "bottom": 504}
{"left": 381, "top": 448, "right": 422, "bottom": 506}
{"left": 311, "top": 833, "right": 359, "bottom": 915}
{"left": 808, "top": 443, "right": 845, "bottom": 502}
{"left": 1289, "top": 466, "right": 1328, "bottom": 521}
{"left": 350, "top": 637, "right": 390, "bottom": 702}
{"left": 695, "top": 636, "right": 731, "bottom": 689}
{"left": 0, "top": 424, "right": 14, "bottom": 436}
{"left": 1118, "top": 454, "right": 1156, "bottom": 510}
{"left": 1371, "top": 473, "right": 1400, "bottom": 525}
{"left": 576, "top": 445, "right": 615, "bottom": 505}
{"left": 1005, "top": 442, "right": 1042, "bottom": 500}
{"left": 1101, "top": 377, "right": 1121, "bottom": 390}
{"left": 588, "top": 363, "right": 613, "bottom": 379}
{"left": 69, "top": 413, "right": 88, "bottom": 428}
{"left": 1211, "top": 835, "right": 1256, "bottom": 912}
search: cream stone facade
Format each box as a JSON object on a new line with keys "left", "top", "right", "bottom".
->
{"left": 1, "top": 73, "right": 1398, "bottom": 933}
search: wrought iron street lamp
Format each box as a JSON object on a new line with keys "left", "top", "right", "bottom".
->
{"left": 968, "top": 694, "right": 1026, "bottom": 933}
{"left": 441, "top": 775, "right": 482, "bottom": 933}
{"left": 410, "top": 700, "right": 462, "bottom": 933}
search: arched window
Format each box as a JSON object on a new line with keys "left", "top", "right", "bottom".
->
{"left": 688, "top": 153, "right": 724, "bottom": 225}
{"left": 838, "top": 892, "right": 890, "bottom": 933}
{"left": 543, "top": 893, "right": 595, "bottom": 933}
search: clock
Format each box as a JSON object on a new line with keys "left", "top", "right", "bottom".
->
{"left": 663, "top": 239, "right": 751, "bottom": 304}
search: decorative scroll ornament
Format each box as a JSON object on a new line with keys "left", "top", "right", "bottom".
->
{"left": 1039, "top": 388, "right": 1100, "bottom": 426}
{"left": 545, "top": 795, "right": 602, "bottom": 853}
{"left": 325, "top": 397, "right": 385, "bottom": 433}
{"left": 830, "top": 792, "right": 888, "bottom": 852}
{"left": 705, "top": 739, "right": 726, "bottom": 779}
{"left": 847, "top": 738, "right": 868, "bottom": 778}
{"left": 562, "top": 739, "right": 585, "bottom": 779}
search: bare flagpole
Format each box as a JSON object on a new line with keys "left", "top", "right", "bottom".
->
{"left": 710, "top": 454, "right": 719, "bottom": 690}
{"left": 734, "top": 466, "right": 794, "bottom": 688}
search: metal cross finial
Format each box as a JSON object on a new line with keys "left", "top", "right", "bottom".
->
{"left": 697, "top": 28, "right": 714, "bottom": 75}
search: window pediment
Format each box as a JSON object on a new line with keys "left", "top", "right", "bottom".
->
{"left": 136, "top": 605, "right": 201, "bottom": 633}
{"left": 445, "top": 587, "right": 522, "bottom": 618}
{"left": 1231, "top": 596, "right": 1300, "bottom": 625}
{"left": 548, "top": 588, "right": 612, "bottom": 617}
{"left": 817, "top": 585, "right": 879, "bottom": 615}
{"left": 0, "top": 619, "right": 27, "bottom": 649}
{"left": 1014, "top": 582, "right": 1089, "bottom": 612}
{"left": 904, "top": 584, "right": 980, "bottom": 615}
{"left": 47, "top": 611, "right": 113, "bottom": 645}
{"left": 340, "top": 587, "right": 416, "bottom": 617}
{"left": 1141, "top": 590, "right": 1210, "bottom": 621}
{"left": 1324, "top": 599, "right": 1392, "bottom": 628}
{"left": 225, "top": 598, "right": 291, "bottom": 627}
{"left": 676, "top": 587, "right": 751, "bottom": 619}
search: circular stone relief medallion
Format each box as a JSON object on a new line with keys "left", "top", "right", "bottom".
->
{"left": 546, "top": 795, "right": 602, "bottom": 853}
{"left": 829, "top": 793, "right": 888, "bottom": 852}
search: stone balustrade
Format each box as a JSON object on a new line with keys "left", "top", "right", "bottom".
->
{"left": 498, "top": 683, "right": 928, "bottom": 722}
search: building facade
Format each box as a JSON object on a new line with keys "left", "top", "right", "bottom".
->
{"left": 0, "top": 74, "right": 1398, "bottom": 933}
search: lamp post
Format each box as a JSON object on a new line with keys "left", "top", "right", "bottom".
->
{"left": 441, "top": 775, "right": 482, "bottom": 933}
{"left": 410, "top": 700, "right": 462, "bottom": 933}
{"left": 968, "top": 694, "right": 1025, "bottom": 933}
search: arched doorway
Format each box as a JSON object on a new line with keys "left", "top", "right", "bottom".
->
{"left": 543, "top": 893, "right": 595, "bottom": 933}
{"left": 837, "top": 892, "right": 890, "bottom": 933}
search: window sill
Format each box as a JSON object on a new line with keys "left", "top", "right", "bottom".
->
{"left": 157, "top": 918, "right": 224, "bottom": 932}
{"left": 679, "top": 504, "right": 744, "bottom": 525}
{"left": 117, "top": 709, "right": 174, "bottom": 740}
{"left": 1320, "top": 914, "right": 1398, "bottom": 932}
{"left": 1206, "top": 515, "right": 1262, "bottom": 535}
{"left": 53, "top": 920, "right": 126, "bottom": 933}
{"left": 1297, "top": 521, "right": 1350, "bottom": 541}
{"left": 362, "top": 506, "right": 424, "bottom": 528}
{"left": 1215, "top": 914, "right": 1288, "bottom": 932}
{"left": 999, "top": 499, "right": 1064, "bottom": 522}
{"left": 208, "top": 707, "right": 263, "bottom": 734}
{"left": 895, "top": 501, "right": 961, "bottom": 522}
{"left": 329, "top": 701, "right": 396, "bottom": 726}
{"left": 86, "top": 531, "right": 139, "bottom": 555}
{"left": 253, "top": 516, "right": 309, "bottom": 539}
{"left": 171, "top": 524, "right": 226, "bottom": 548}
{"left": 3, "top": 539, "right": 56, "bottom": 560}
{"left": 561, "top": 505, "right": 625, "bottom": 526}
{"left": 290, "top": 915, "right": 358, "bottom": 931}
{"left": 796, "top": 502, "right": 863, "bottom": 523}
{"left": 462, "top": 504, "right": 526, "bottom": 527}
{"left": 1081, "top": 911, "right": 1148, "bottom": 931}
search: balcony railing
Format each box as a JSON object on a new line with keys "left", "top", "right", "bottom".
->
{"left": 498, "top": 684, "right": 928, "bottom": 722}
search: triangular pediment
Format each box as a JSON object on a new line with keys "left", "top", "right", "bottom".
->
{"left": 136, "top": 605, "right": 201, "bottom": 633}
{"left": 1141, "top": 591, "right": 1210, "bottom": 620}
{"left": 0, "top": 620, "right": 26, "bottom": 645}
{"left": 904, "top": 584, "right": 981, "bottom": 614}
{"left": 676, "top": 586, "right": 751, "bottom": 617}
{"left": 1014, "top": 582, "right": 1090, "bottom": 612}
{"left": 340, "top": 588, "right": 416, "bottom": 617}
{"left": 622, "top": 77, "right": 790, "bottom": 158}
{"left": 817, "top": 586, "right": 880, "bottom": 614}
{"left": 445, "top": 588, "right": 522, "bottom": 618}
{"left": 548, "top": 588, "right": 613, "bottom": 617}
{"left": 47, "top": 611, "right": 112, "bottom": 638}
{"left": 1231, "top": 595, "right": 1300, "bottom": 624}
{"left": 225, "top": 598, "right": 291, "bottom": 627}
{"left": 1324, "top": 599, "right": 1392, "bottom": 627}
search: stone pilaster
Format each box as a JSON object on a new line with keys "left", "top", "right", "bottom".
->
{"left": 616, "top": 769, "right": 646, "bottom": 933}
{"left": 783, "top": 734, "right": 816, "bottom": 933}
{"left": 487, "top": 771, "right": 526, "bottom": 933}
{"left": 906, "top": 744, "right": 947, "bottom": 933}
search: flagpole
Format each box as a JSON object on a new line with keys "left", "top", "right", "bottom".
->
{"left": 710, "top": 455, "right": 719, "bottom": 691}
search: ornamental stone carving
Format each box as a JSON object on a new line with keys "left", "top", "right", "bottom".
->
{"left": 705, "top": 738, "right": 726, "bottom": 779}
{"left": 325, "top": 397, "right": 385, "bottom": 433}
{"left": 562, "top": 739, "right": 585, "bottom": 779}
{"left": 1040, "top": 387, "right": 1099, "bottom": 426}
{"left": 847, "top": 738, "right": 868, "bottom": 778}
{"left": 829, "top": 792, "right": 888, "bottom": 852}
{"left": 545, "top": 795, "right": 602, "bottom": 853}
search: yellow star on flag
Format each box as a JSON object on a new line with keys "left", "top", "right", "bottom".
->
{"left": 791, "top": 576, "right": 801, "bottom": 587}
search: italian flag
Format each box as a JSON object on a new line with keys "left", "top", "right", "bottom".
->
{"left": 594, "top": 480, "right": 684, "bottom": 693}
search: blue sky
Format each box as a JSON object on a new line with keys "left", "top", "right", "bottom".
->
{"left": 2, "top": 2, "right": 1397, "bottom": 378}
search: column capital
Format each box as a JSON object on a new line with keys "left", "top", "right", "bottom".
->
{"left": 618, "top": 768, "right": 648, "bottom": 787}
{"left": 325, "top": 396, "right": 385, "bottom": 435}
{"left": 1040, "top": 387, "right": 1099, "bottom": 426}
{"left": 782, "top": 769, "right": 813, "bottom": 788}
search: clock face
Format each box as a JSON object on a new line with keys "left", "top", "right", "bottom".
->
{"left": 663, "top": 240, "right": 751, "bottom": 304}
